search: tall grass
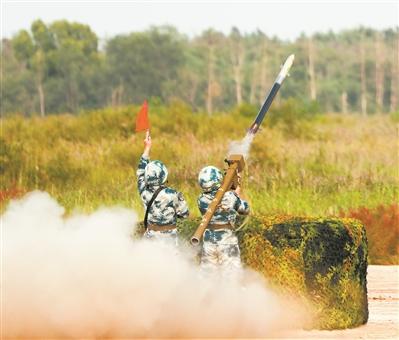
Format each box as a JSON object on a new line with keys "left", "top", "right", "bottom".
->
{"left": 2, "top": 101, "right": 398, "bottom": 262}
{"left": 1, "top": 101, "right": 397, "bottom": 217}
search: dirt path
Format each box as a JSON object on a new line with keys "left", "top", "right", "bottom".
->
{"left": 284, "top": 265, "right": 399, "bottom": 339}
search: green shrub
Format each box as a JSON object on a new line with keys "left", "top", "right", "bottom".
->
{"left": 268, "top": 98, "right": 321, "bottom": 138}
{"left": 236, "top": 215, "right": 368, "bottom": 329}
{"left": 390, "top": 110, "right": 399, "bottom": 123}
{"left": 177, "top": 215, "right": 368, "bottom": 329}
{"left": 232, "top": 102, "right": 258, "bottom": 117}
{"left": 46, "top": 151, "right": 87, "bottom": 186}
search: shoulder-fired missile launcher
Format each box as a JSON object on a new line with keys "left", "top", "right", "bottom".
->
{"left": 191, "top": 54, "right": 295, "bottom": 245}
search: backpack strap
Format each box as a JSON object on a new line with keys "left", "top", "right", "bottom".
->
{"left": 144, "top": 186, "right": 165, "bottom": 229}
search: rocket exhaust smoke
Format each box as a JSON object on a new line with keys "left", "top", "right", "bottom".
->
{"left": 2, "top": 191, "right": 307, "bottom": 338}
{"left": 228, "top": 133, "right": 254, "bottom": 159}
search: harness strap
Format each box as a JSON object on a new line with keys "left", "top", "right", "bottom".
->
{"left": 144, "top": 186, "right": 165, "bottom": 229}
{"left": 207, "top": 224, "right": 233, "bottom": 230}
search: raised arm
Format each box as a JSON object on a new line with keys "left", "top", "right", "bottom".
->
{"left": 137, "top": 133, "right": 151, "bottom": 195}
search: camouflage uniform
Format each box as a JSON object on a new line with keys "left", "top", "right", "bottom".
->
{"left": 197, "top": 166, "right": 249, "bottom": 273}
{"left": 137, "top": 155, "right": 189, "bottom": 245}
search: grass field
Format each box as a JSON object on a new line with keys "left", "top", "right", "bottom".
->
{"left": 1, "top": 101, "right": 398, "bottom": 262}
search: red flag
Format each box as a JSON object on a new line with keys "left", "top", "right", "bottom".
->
{"left": 135, "top": 100, "right": 150, "bottom": 132}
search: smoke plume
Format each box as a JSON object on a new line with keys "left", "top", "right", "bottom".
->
{"left": 228, "top": 133, "right": 254, "bottom": 159}
{"left": 2, "top": 191, "right": 306, "bottom": 338}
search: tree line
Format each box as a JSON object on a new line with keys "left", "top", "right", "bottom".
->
{"left": 2, "top": 20, "right": 398, "bottom": 116}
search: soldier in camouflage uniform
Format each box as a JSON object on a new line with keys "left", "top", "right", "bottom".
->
{"left": 197, "top": 166, "right": 249, "bottom": 273}
{"left": 137, "top": 134, "right": 189, "bottom": 245}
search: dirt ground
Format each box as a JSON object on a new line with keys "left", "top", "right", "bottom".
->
{"left": 283, "top": 265, "right": 399, "bottom": 339}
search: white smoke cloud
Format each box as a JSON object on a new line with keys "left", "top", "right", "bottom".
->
{"left": 228, "top": 133, "right": 254, "bottom": 159}
{"left": 1, "top": 191, "right": 307, "bottom": 338}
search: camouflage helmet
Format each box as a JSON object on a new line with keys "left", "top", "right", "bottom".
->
{"left": 198, "top": 166, "right": 223, "bottom": 192}
{"left": 145, "top": 160, "right": 168, "bottom": 186}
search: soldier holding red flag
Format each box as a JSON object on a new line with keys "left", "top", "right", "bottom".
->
{"left": 135, "top": 101, "right": 189, "bottom": 245}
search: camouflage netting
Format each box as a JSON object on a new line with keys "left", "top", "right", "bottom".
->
{"left": 177, "top": 215, "right": 368, "bottom": 330}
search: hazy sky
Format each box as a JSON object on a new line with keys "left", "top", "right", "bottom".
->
{"left": 2, "top": 0, "right": 398, "bottom": 41}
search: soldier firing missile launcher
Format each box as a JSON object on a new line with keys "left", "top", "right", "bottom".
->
{"left": 191, "top": 55, "right": 295, "bottom": 246}
{"left": 191, "top": 154, "right": 245, "bottom": 246}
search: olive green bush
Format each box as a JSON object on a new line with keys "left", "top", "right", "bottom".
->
{"left": 178, "top": 215, "right": 368, "bottom": 330}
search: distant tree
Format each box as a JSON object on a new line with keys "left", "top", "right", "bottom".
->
{"left": 163, "top": 41, "right": 203, "bottom": 109}
{"left": 307, "top": 36, "right": 317, "bottom": 101}
{"left": 390, "top": 29, "right": 399, "bottom": 112}
{"left": 229, "top": 27, "right": 244, "bottom": 105}
{"left": 3, "top": 22, "right": 398, "bottom": 115}
{"left": 12, "top": 20, "right": 53, "bottom": 116}
{"left": 48, "top": 20, "right": 100, "bottom": 112}
{"left": 246, "top": 31, "right": 263, "bottom": 104}
{"left": 1, "top": 38, "right": 35, "bottom": 115}
{"left": 195, "top": 29, "right": 225, "bottom": 115}
{"left": 106, "top": 26, "right": 185, "bottom": 105}
{"left": 360, "top": 35, "right": 368, "bottom": 115}
{"left": 9, "top": 20, "right": 102, "bottom": 114}
{"left": 375, "top": 32, "right": 384, "bottom": 113}
{"left": 257, "top": 35, "right": 270, "bottom": 105}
